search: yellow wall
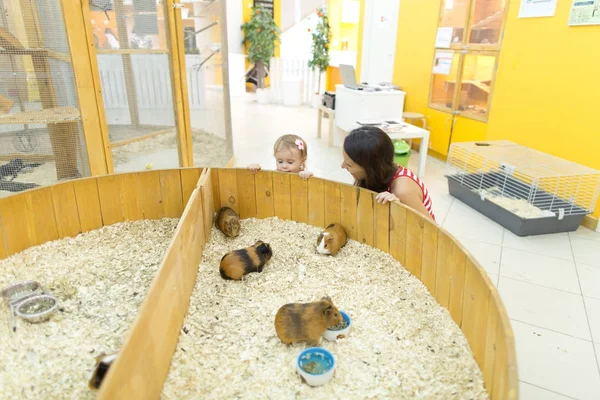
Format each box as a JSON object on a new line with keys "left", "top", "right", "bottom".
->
{"left": 393, "top": 0, "right": 600, "bottom": 217}
{"left": 328, "top": 0, "right": 360, "bottom": 51}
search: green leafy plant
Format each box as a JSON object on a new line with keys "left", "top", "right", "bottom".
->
{"left": 241, "top": 5, "right": 281, "bottom": 89}
{"left": 308, "top": 8, "right": 331, "bottom": 94}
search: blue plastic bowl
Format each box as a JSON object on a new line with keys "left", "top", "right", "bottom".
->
{"left": 323, "top": 310, "right": 352, "bottom": 341}
{"left": 296, "top": 347, "right": 336, "bottom": 386}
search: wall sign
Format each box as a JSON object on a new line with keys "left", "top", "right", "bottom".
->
{"left": 569, "top": 0, "right": 600, "bottom": 26}
{"left": 518, "top": 0, "right": 558, "bottom": 19}
{"left": 254, "top": 0, "right": 275, "bottom": 19}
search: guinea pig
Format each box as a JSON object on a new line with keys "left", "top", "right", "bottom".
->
{"left": 219, "top": 240, "right": 273, "bottom": 280}
{"left": 274, "top": 296, "right": 343, "bottom": 346}
{"left": 316, "top": 223, "right": 347, "bottom": 256}
{"left": 88, "top": 352, "right": 118, "bottom": 390}
{"left": 215, "top": 206, "right": 240, "bottom": 238}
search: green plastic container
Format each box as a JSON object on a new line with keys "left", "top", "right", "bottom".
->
{"left": 392, "top": 140, "right": 411, "bottom": 167}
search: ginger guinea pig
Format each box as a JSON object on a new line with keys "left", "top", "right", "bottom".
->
{"left": 88, "top": 352, "right": 117, "bottom": 390}
{"left": 316, "top": 223, "right": 347, "bottom": 256}
{"left": 274, "top": 296, "right": 343, "bottom": 346}
{"left": 215, "top": 206, "right": 240, "bottom": 238}
{"left": 219, "top": 240, "right": 273, "bottom": 280}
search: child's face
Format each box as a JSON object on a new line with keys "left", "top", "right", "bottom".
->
{"left": 341, "top": 150, "right": 366, "bottom": 180}
{"left": 275, "top": 146, "right": 304, "bottom": 173}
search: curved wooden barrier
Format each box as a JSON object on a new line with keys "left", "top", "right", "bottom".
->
{"left": 0, "top": 168, "right": 518, "bottom": 399}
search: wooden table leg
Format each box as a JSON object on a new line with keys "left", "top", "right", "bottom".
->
{"left": 328, "top": 111, "right": 334, "bottom": 147}
{"left": 317, "top": 108, "right": 323, "bottom": 139}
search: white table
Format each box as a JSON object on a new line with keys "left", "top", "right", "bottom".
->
{"left": 381, "top": 122, "right": 430, "bottom": 178}
{"left": 334, "top": 84, "right": 406, "bottom": 133}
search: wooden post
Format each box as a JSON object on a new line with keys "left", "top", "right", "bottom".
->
{"left": 165, "top": 0, "right": 193, "bottom": 167}
{"left": 114, "top": 0, "right": 141, "bottom": 128}
{"left": 60, "top": 0, "right": 113, "bottom": 176}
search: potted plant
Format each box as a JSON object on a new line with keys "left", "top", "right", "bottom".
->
{"left": 241, "top": 5, "right": 280, "bottom": 104}
{"left": 308, "top": 8, "right": 331, "bottom": 108}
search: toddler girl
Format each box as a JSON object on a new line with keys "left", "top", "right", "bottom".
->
{"left": 248, "top": 134, "right": 313, "bottom": 179}
{"left": 341, "top": 126, "right": 436, "bottom": 221}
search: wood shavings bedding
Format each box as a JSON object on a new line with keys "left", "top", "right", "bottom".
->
{"left": 0, "top": 219, "right": 178, "bottom": 399}
{"left": 474, "top": 187, "right": 556, "bottom": 219}
{"left": 162, "top": 217, "right": 488, "bottom": 399}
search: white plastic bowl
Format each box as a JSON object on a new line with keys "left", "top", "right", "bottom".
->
{"left": 323, "top": 310, "right": 352, "bottom": 341}
{"left": 296, "top": 347, "right": 336, "bottom": 386}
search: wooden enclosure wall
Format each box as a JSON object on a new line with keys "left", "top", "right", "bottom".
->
{"left": 0, "top": 168, "right": 203, "bottom": 260}
{"left": 0, "top": 168, "right": 518, "bottom": 399}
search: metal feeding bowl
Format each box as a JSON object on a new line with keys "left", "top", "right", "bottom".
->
{"left": 15, "top": 294, "right": 58, "bottom": 324}
{"left": 1, "top": 280, "right": 43, "bottom": 306}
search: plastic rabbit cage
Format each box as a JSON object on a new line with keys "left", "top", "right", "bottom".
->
{"left": 446, "top": 141, "right": 600, "bottom": 236}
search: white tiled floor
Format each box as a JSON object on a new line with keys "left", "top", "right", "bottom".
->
{"left": 230, "top": 97, "right": 600, "bottom": 399}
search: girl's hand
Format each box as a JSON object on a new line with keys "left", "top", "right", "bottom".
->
{"left": 376, "top": 191, "right": 399, "bottom": 204}
{"left": 247, "top": 164, "right": 261, "bottom": 174}
{"left": 299, "top": 170, "right": 313, "bottom": 180}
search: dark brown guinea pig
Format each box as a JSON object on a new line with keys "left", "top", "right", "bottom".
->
{"left": 215, "top": 206, "right": 240, "bottom": 238}
{"left": 88, "top": 352, "right": 118, "bottom": 390}
{"left": 274, "top": 296, "right": 343, "bottom": 346}
{"left": 219, "top": 241, "right": 273, "bottom": 280}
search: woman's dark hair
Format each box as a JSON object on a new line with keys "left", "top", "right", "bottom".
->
{"left": 343, "top": 126, "right": 398, "bottom": 192}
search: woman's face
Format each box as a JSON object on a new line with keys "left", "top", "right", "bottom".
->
{"left": 341, "top": 150, "right": 366, "bottom": 181}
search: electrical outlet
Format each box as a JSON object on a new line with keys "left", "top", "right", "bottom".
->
{"left": 500, "top": 162, "right": 515, "bottom": 175}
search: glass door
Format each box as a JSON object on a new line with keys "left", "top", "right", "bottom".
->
{"left": 87, "top": 0, "right": 183, "bottom": 172}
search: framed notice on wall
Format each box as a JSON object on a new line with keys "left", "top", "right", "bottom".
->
{"left": 568, "top": 0, "right": 600, "bottom": 26}
{"left": 254, "top": 0, "right": 275, "bottom": 18}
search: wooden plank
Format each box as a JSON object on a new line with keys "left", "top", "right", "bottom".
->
{"left": 483, "top": 292, "right": 500, "bottom": 391}
{"left": 50, "top": 182, "right": 81, "bottom": 238}
{"left": 389, "top": 203, "right": 407, "bottom": 264}
{"left": 236, "top": 169, "right": 257, "bottom": 219}
{"left": 492, "top": 326, "right": 508, "bottom": 400}
{"left": 97, "top": 175, "right": 125, "bottom": 226}
{"left": 290, "top": 175, "right": 308, "bottom": 224}
{"left": 26, "top": 188, "right": 59, "bottom": 246}
{"left": 374, "top": 201, "right": 390, "bottom": 253}
{"left": 307, "top": 178, "right": 325, "bottom": 228}
{"left": 0, "top": 221, "right": 7, "bottom": 260}
{"left": 461, "top": 258, "right": 491, "bottom": 371}
{"left": 420, "top": 220, "right": 439, "bottom": 294}
{"left": 120, "top": 173, "right": 143, "bottom": 221}
{"left": 180, "top": 168, "right": 202, "bottom": 206}
{"left": 272, "top": 172, "right": 292, "bottom": 220}
{"left": 340, "top": 185, "right": 358, "bottom": 241}
{"left": 405, "top": 211, "right": 424, "bottom": 278}
{"left": 160, "top": 170, "right": 184, "bottom": 218}
{"left": 138, "top": 171, "right": 164, "bottom": 220}
{"left": 448, "top": 241, "right": 467, "bottom": 325}
{"left": 0, "top": 195, "right": 33, "bottom": 255}
{"left": 217, "top": 169, "right": 239, "bottom": 213}
{"left": 357, "top": 189, "right": 374, "bottom": 246}
{"left": 491, "top": 298, "right": 518, "bottom": 400}
{"left": 434, "top": 230, "right": 453, "bottom": 308}
{"left": 323, "top": 180, "right": 341, "bottom": 225}
{"left": 97, "top": 175, "right": 206, "bottom": 400}
{"left": 211, "top": 168, "right": 221, "bottom": 208}
{"left": 255, "top": 171, "right": 275, "bottom": 218}
{"left": 199, "top": 169, "right": 213, "bottom": 241}
{"left": 73, "top": 178, "right": 103, "bottom": 232}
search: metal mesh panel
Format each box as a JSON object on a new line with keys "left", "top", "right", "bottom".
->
{"left": 89, "top": 0, "right": 179, "bottom": 172}
{"left": 447, "top": 141, "right": 600, "bottom": 218}
{"left": 184, "top": 0, "right": 233, "bottom": 167}
{"left": 0, "top": 0, "right": 87, "bottom": 198}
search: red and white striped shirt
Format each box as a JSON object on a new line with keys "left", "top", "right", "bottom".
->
{"left": 387, "top": 166, "right": 436, "bottom": 221}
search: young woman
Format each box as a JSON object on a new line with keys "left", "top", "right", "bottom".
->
{"left": 341, "top": 126, "right": 436, "bottom": 221}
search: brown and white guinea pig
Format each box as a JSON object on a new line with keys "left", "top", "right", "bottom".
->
{"left": 88, "top": 352, "right": 118, "bottom": 390}
{"left": 215, "top": 206, "right": 240, "bottom": 238}
{"left": 274, "top": 296, "right": 343, "bottom": 346}
{"left": 316, "top": 223, "right": 347, "bottom": 256}
{"left": 219, "top": 240, "right": 273, "bottom": 280}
